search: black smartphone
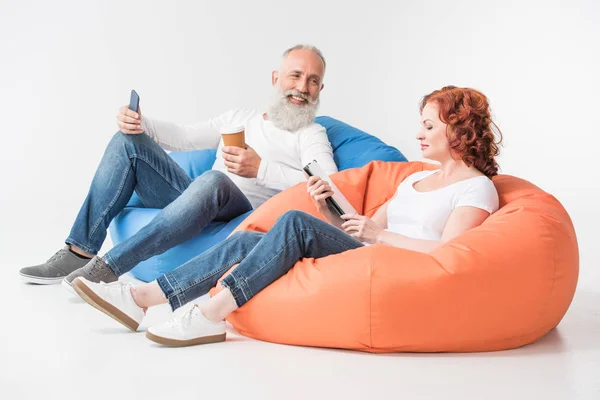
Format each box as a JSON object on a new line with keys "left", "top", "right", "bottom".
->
{"left": 303, "top": 165, "right": 345, "bottom": 217}
{"left": 129, "top": 90, "right": 140, "bottom": 112}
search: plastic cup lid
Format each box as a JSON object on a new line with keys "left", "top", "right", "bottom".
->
{"left": 220, "top": 125, "right": 245, "bottom": 134}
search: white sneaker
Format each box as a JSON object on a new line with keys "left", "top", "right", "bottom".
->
{"left": 146, "top": 303, "right": 226, "bottom": 347}
{"left": 72, "top": 277, "right": 144, "bottom": 332}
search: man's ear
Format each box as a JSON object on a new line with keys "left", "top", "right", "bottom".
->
{"left": 320, "top": 83, "right": 325, "bottom": 92}
{"left": 272, "top": 70, "right": 279, "bottom": 86}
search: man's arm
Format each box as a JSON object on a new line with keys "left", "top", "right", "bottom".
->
{"left": 256, "top": 126, "right": 337, "bottom": 191}
{"left": 141, "top": 109, "right": 255, "bottom": 152}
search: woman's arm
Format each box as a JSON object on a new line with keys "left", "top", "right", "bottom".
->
{"left": 374, "top": 206, "right": 491, "bottom": 253}
{"left": 307, "top": 176, "right": 344, "bottom": 229}
{"left": 309, "top": 180, "right": 395, "bottom": 231}
{"left": 369, "top": 195, "right": 394, "bottom": 230}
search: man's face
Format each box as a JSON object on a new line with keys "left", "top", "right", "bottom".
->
{"left": 272, "top": 49, "right": 325, "bottom": 104}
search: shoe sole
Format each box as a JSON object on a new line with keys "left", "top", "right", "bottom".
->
{"left": 19, "top": 273, "right": 64, "bottom": 285}
{"left": 145, "top": 330, "right": 226, "bottom": 347}
{"left": 72, "top": 278, "right": 140, "bottom": 332}
{"left": 61, "top": 279, "right": 76, "bottom": 295}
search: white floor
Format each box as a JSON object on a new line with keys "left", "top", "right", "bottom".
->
{"left": 0, "top": 266, "right": 597, "bottom": 400}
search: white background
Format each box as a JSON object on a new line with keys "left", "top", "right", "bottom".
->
{"left": 0, "top": 1, "right": 599, "bottom": 398}
{"left": 1, "top": 0, "right": 598, "bottom": 282}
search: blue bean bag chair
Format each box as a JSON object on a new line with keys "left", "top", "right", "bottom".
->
{"left": 109, "top": 116, "right": 408, "bottom": 282}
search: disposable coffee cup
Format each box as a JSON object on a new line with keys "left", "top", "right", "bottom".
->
{"left": 220, "top": 125, "right": 246, "bottom": 148}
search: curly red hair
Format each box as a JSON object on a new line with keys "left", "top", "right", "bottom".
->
{"left": 420, "top": 86, "right": 502, "bottom": 177}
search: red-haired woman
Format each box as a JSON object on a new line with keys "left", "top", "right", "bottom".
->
{"left": 72, "top": 86, "right": 503, "bottom": 347}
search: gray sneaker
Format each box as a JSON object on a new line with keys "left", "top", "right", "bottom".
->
{"left": 20, "top": 246, "right": 91, "bottom": 285}
{"left": 62, "top": 256, "right": 118, "bottom": 293}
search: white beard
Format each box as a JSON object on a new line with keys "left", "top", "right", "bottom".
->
{"left": 266, "top": 87, "right": 320, "bottom": 132}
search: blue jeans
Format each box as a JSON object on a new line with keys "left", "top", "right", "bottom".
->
{"left": 65, "top": 132, "right": 253, "bottom": 276}
{"left": 156, "top": 210, "right": 365, "bottom": 310}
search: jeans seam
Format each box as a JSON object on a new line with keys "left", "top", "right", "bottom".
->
{"left": 89, "top": 152, "right": 189, "bottom": 240}
{"left": 88, "top": 164, "right": 133, "bottom": 240}
{"left": 157, "top": 275, "right": 175, "bottom": 298}
{"left": 227, "top": 272, "right": 253, "bottom": 304}
{"left": 170, "top": 256, "right": 246, "bottom": 299}
{"left": 244, "top": 227, "right": 359, "bottom": 284}
{"left": 103, "top": 253, "right": 121, "bottom": 277}
{"left": 219, "top": 181, "right": 252, "bottom": 217}
{"left": 163, "top": 258, "right": 243, "bottom": 303}
{"left": 160, "top": 274, "right": 177, "bottom": 296}
{"left": 130, "top": 153, "right": 188, "bottom": 196}
{"left": 221, "top": 271, "right": 252, "bottom": 307}
{"left": 165, "top": 273, "right": 183, "bottom": 309}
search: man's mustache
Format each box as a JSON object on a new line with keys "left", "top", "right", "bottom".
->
{"left": 282, "top": 89, "right": 318, "bottom": 105}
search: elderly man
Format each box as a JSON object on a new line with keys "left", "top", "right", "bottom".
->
{"left": 20, "top": 44, "right": 336, "bottom": 288}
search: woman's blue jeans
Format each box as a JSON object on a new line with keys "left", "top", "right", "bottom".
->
{"left": 157, "top": 210, "right": 365, "bottom": 310}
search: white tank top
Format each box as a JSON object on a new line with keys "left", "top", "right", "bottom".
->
{"left": 385, "top": 170, "right": 499, "bottom": 240}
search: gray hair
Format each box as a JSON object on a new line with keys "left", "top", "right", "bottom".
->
{"left": 282, "top": 44, "right": 326, "bottom": 69}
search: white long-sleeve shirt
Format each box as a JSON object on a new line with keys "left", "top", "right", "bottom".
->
{"left": 141, "top": 108, "right": 337, "bottom": 208}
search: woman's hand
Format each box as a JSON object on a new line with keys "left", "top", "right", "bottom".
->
{"left": 341, "top": 214, "right": 384, "bottom": 244}
{"left": 307, "top": 175, "right": 333, "bottom": 214}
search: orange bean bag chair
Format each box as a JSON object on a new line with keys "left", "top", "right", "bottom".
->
{"left": 211, "top": 161, "right": 579, "bottom": 352}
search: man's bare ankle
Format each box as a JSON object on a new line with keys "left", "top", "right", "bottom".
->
{"left": 68, "top": 245, "right": 93, "bottom": 259}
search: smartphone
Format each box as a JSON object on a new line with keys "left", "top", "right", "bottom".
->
{"left": 129, "top": 90, "right": 140, "bottom": 112}
{"left": 303, "top": 163, "right": 346, "bottom": 217}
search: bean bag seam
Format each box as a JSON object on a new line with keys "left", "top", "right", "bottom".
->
{"left": 534, "top": 213, "right": 559, "bottom": 331}
{"left": 427, "top": 254, "right": 453, "bottom": 275}
{"left": 368, "top": 245, "right": 375, "bottom": 349}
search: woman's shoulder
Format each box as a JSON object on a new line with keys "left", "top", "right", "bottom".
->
{"left": 456, "top": 175, "right": 499, "bottom": 213}
{"left": 468, "top": 175, "right": 497, "bottom": 191}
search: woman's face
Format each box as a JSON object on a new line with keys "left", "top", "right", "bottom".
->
{"left": 417, "top": 102, "right": 451, "bottom": 162}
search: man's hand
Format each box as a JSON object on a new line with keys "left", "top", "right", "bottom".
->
{"left": 117, "top": 105, "right": 143, "bottom": 134}
{"left": 341, "top": 214, "right": 384, "bottom": 244}
{"left": 222, "top": 145, "right": 261, "bottom": 178}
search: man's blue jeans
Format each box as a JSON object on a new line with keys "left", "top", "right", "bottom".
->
{"left": 65, "top": 132, "right": 253, "bottom": 276}
{"left": 157, "top": 210, "right": 365, "bottom": 310}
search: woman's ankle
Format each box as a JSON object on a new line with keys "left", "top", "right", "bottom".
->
{"left": 130, "top": 287, "right": 148, "bottom": 314}
{"left": 130, "top": 281, "right": 168, "bottom": 313}
{"left": 200, "top": 288, "right": 238, "bottom": 323}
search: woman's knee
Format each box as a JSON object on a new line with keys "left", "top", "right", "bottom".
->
{"left": 280, "top": 210, "right": 308, "bottom": 220}
{"left": 230, "top": 231, "right": 263, "bottom": 242}
{"left": 228, "top": 231, "right": 264, "bottom": 249}
{"left": 277, "top": 210, "right": 312, "bottom": 228}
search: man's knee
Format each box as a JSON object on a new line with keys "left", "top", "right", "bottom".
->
{"left": 197, "top": 170, "right": 232, "bottom": 188}
{"left": 107, "top": 131, "right": 150, "bottom": 154}
{"left": 186, "top": 170, "right": 231, "bottom": 198}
